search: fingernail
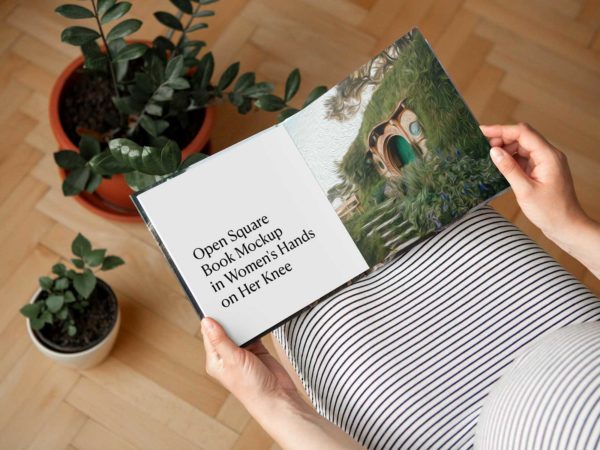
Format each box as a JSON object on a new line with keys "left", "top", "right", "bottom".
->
{"left": 490, "top": 147, "right": 504, "bottom": 162}
{"left": 202, "top": 318, "right": 214, "bottom": 332}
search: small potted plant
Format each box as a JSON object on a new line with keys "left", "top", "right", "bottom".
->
{"left": 50, "top": 0, "right": 326, "bottom": 220}
{"left": 20, "top": 233, "right": 124, "bottom": 369}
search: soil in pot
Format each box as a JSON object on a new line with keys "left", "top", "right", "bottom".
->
{"left": 60, "top": 70, "right": 205, "bottom": 150}
{"left": 33, "top": 279, "right": 118, "bottom": 353}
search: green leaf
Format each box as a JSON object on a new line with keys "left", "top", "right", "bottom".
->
{"left": 165, "top": 55, "right": 185, "bottom": 80}
{"left": 39, "top": 276, "right": 53, "bottom": 291}
{"left": 64, "top": 291, "right": 76, "bottom": 303}
{"left": 233, "top": 72, "right": 255, "bottom": 93}
{"left": 72, "top": 233, "right": 92, "bottom": 258}
{"left": 82, "top": 41, "right": 107, "bottom": 71}
{"left": 106, "top": 18, "right": 142, "bottom": 41}
{"left": 101, "top": 2, "right": 131, "bottom": 24}
{"left": 71, "top": 258, "right": 84, "bottom": 269}
{"left": 61, "top": 26, "right": 100, "bottom": 46}
{"left": 303, "top": 85, "right": 327, "bottom": 108}
{"left": 41, "top": 310, "right": 53, "bottom": 325}
{"left": 52, "top": 263, "right": 67, "bottom": 277}
{"left": 101, "top": 255, "right": 125, "bottom": 271}
{"left": 56, "top": 307, "right": 69, "bottom": 320}
{"left": 193, "top": 10, "right": 214, "bottom": 17}
{"left": 30, "top": 316, "right": 45, "bottom": 330}
{"left": 187, "top": 22, "right": 207, "bottom": 32}
{"left": 84, "top": 248, "right": 106, "bottom": 267}
{"left": 97, "top": 0, "right": 116, "bottom": 17}
{"left": 66, "top": 269, "right": 78, "bottom": 279}
{"left": 170, "top": 0, "right": 193, "bottom": 14}
{"left": 67, "top": 325, "right": 77, "bottom": 336}
{"left": 85, "top": 172, "right": 103, "bottom": 193}
{"left": 46, "top": 295, "right": 64, "bottom": 313}
{"left": 62, "top": 166, "right": 91, "bottom": 196}
{"left": 243, "top": 81, "right": 274, "bottom": 98}
{"left": 112, "top": 95, "right": 139, "bottom": 115}
{"left": 182, "top": 40, "right": 205, "bottom": 57}
{"left": 196, "top": 52, "right": 214, "bottom": 89}
{"left": 255, "top": 94, "right": 286, "bottom": 112}
{"left": 79, "top": 135, "right": 101, "bottom": 161}
{"left": 55, "top": 4, "right": 94, "bottom": 19}
{"left": 198, "top": 0, "right": 218, "bottom": 4}
{"left": 20, "top": 302, "right": 42, "bottom": 319}
{"left": 284, "top": 68, "right": 300, "bottom": 102}
{"left": 139, "top": 116, "right": 169, "bottom": 138}
{"left": 217, "top": 62, "right": 239, "bottom": 91}
{"left": 237, "top": 97, "right": 252, "bottom": 114}
{"left": 153, "top": 36, "right": 175, "bottom": 52}
{"left": 153, "top": 85, "right": 174, "bottom": 102}
{"left": 278, "top": 107, "right": 299, "bottom": 122}
{"left": 124, "top": 171, "right": 166, "bottom": 191}
{"left": 165, "top": 77, "right": 190, "bottom": 90}
{"left": 54, "top": 150, "right": 86, "bottom": 170}
{"left": 145, "top": 103, "right": 163, "bottom": 116}
{"left": 114, "top": 42, "right": 147, "bottom": 62}
{"left": 154, "top": 11, "right": 183, "bottom": 30}
{"left": 180, "top": 152, "right": 207, "bottom": 170}
{"left": 72, "top": 269, "right": 96, "bottom": 299}
{"left": 54, "top": 277, "right": 69, "bottom": 290}
{"left": 109, "top": 138, "right": 181, "bottom": 175}
{"left": 88, "top": 151, "right": 132, "bottom": 176}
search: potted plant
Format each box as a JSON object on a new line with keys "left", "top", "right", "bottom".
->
{"left": 50, "top": 0, "right": 327, "bottom": 221}
{"left": 20, "top": 233, "right": 125, "bottom": 369}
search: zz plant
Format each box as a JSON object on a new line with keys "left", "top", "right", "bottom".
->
{"left": 53, "top": 0, "right": 327, "bottom": 193}
{"left": 20, "top": 233, "right": 124, "bottom": 336}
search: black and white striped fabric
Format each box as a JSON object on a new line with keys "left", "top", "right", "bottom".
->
{"left": 474, "top": 321, "right": 600, "bottom": 450}
{"left": 273, "top": 206, "right": 600, "bottom": 449}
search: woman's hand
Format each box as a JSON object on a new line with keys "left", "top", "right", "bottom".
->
{"left": 481, "top": 123, "right": 600, "bottom": 278}
{"left": 201, "top": 317, "right": 298, "bottom": 406}
{"left": 200, "top": 318, "right": 365, "bottom": 450}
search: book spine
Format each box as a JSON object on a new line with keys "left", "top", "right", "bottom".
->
{"left": 130, "top": 194, "right": 206, "bottom": 319}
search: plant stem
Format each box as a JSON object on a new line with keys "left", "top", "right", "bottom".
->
{"left": 90, "top": 0, "right": 120, "bottom": 100}
{"left": 174, "top": 3, "right": 202, "bottom": 57}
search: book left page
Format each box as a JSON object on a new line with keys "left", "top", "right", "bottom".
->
{"left": 133, "top": 125, "right": 368, "bottom": 345}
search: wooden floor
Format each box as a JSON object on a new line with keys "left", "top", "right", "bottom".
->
{"left": 0, "top": 0, "right": 599, "bottom": 448}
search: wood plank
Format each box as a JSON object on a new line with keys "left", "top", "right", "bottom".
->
{"left": 0, "top": 363, "right": 79, "bottom": 449}
{"left": 82, "top": 357, "right": 238, "bottom": 449}
{"left": 72, "top": 419, "right": 137, "bottom": 450}
{"left": 463, "top": 63, "right": 505, "bottom": 119}
{"left": 28, "top": 402, "right": 87, "bottom": 450}
{"left": 0, "top": 346, "right": 52, "bottom": 430}
{"left": 465, "top": 0, "right": 600, "bottom": 74}
{"left": 111, "top": 329, "right": 228, "bottom": 417}
{"left": 216, "top": 395, "right": 252, "bottom": 434}
{"left": 66, "top": 376, "right": 208, "bottom": 450}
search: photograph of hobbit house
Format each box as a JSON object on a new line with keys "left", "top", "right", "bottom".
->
{"left": 285, "top": 29, "right": 509, "bottom": 266}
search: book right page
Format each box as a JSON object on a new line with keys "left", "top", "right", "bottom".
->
{"left": 283, "top": 28, "right": 509, "bottom": 267}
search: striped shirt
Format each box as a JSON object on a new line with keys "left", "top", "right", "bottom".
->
{"left": 273, "top": 206, "right": 600, "bottom": 449}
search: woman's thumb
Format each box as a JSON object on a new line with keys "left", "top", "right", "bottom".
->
{"left": 201, "top": 318, "right": 239, "bottom": 368}
{"left": 490, "top": 147, "right": 531, "bottom": 194}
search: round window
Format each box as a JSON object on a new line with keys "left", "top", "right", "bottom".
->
{"left": 408, "top": 121, "right": 422, "bottom": 136}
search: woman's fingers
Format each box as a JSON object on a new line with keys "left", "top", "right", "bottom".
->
{"left": 490, "top": 147, "right": 533, "bottom": 194}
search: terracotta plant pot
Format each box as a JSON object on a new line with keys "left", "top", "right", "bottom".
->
{"left": 49, "top": 53, "right": 216, "bottom": 222}
{"left": 26, "top": 279, "right": 121, "bottom": 370}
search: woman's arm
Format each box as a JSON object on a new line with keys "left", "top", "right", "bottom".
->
{"left": 481, "top": 123, "right": 600, "bottom": 278}
{"left": 200, "top": 318, "right": 364, "bottom": 450}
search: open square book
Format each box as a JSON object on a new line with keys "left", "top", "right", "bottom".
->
{"left": 133, "top": 28, "right": 508, "bottom": 345}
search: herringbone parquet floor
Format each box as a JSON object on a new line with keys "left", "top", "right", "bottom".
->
{"left": 0, "top": 0, "right": 599, "bottom": 448}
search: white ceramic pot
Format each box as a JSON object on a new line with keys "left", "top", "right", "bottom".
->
{"left": 26, "top": 282, "right": 121, "bottom": 370}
